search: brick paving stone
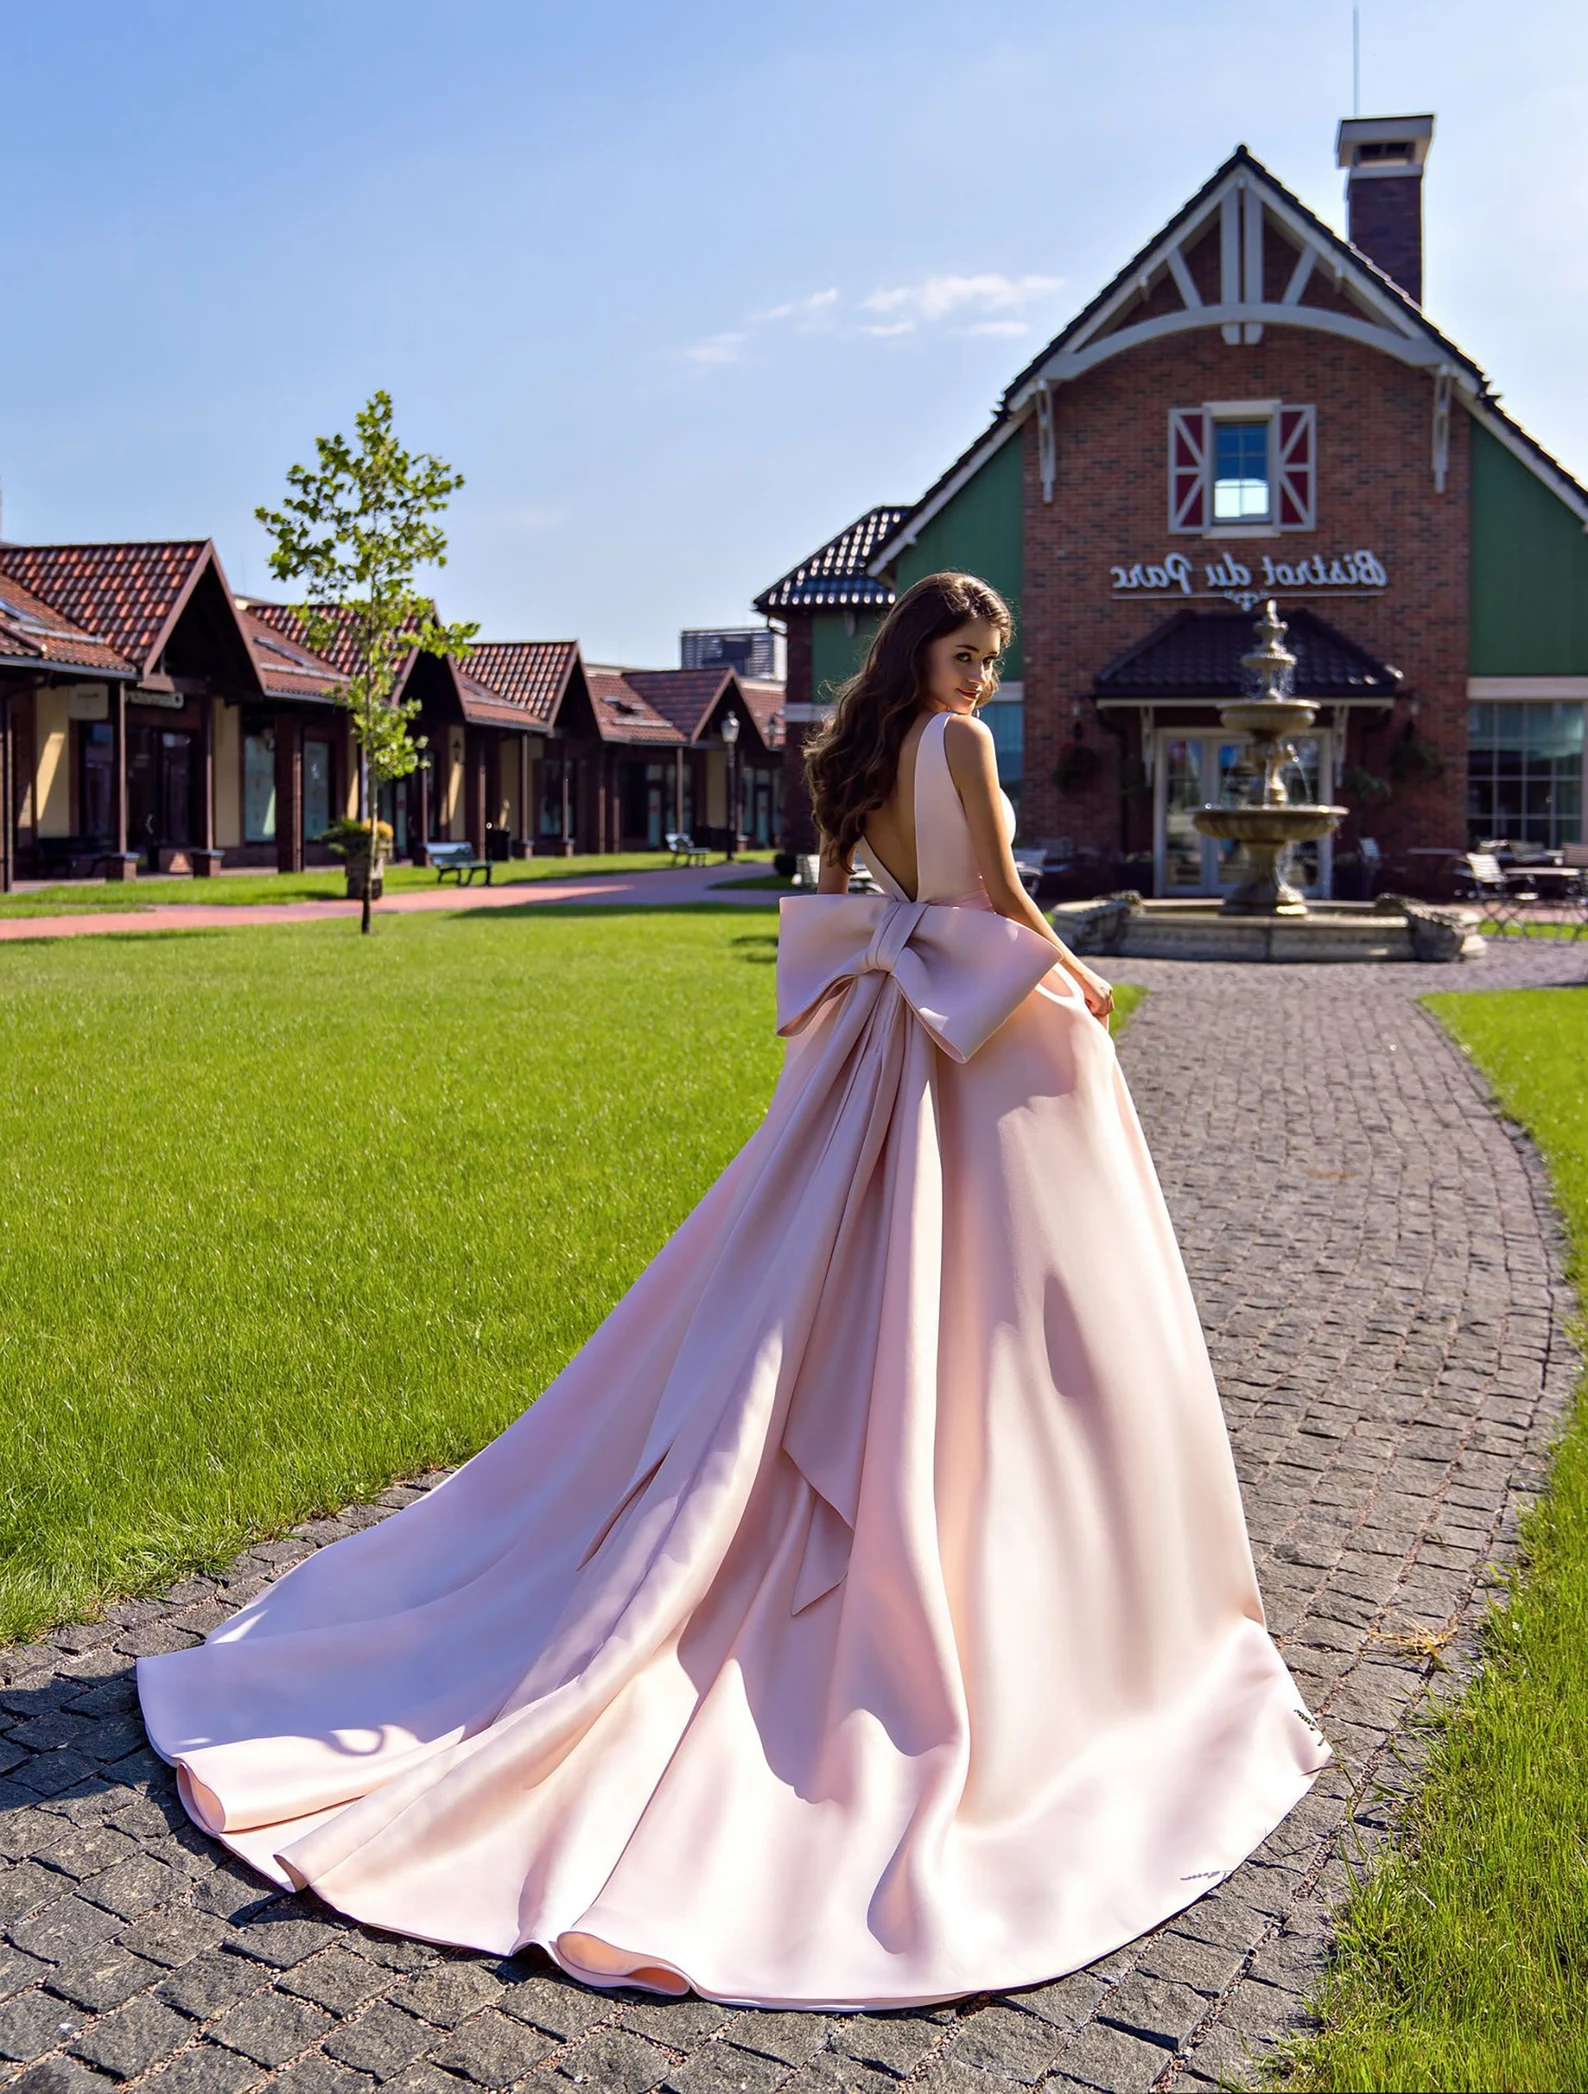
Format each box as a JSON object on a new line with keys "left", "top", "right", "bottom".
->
{"left": 45, "top": 1945, "right": 164, "bottom": 2013}
{"left": 722, "top": 2010, "right": 828, "bottom": 2066}
{"left": 6, "top": 2061, "right": 107, "bottom": 2094}
{"left": 156, "top": 1949, "right": 265, "bottom": 2021}
{"left": 949, "top": 2003, "right": 1064, "bottom": 2085}
{"left": 116, "top": 1908, "right": 230, "bottom": 1969}
{"left": 394, "top": 1962, "right": 504, "bottom": 2030}
{"left": 210, "top": 1993, "right": 337, "bottom": 2069}
{"left": 554, "top": 2026, "right": 671, "bottom": 2092}
{"left": 0, "top": 943, "right": 1583, "bottom": 2094}
{"left": 661, "top": 2045, "right": 784, "bottom": 2094}
{"left": 826, "top": 2010, "right": 942, "bottom": 2079}
{"left": 423, "top": 2007, "right": 547, "bottom": 2086}
{"left": 7, "top": 1895, "right": 123, "bottom": 1964}
{"left": 138, "top": 2043, "right": 266, "bottom": 2094}
{"left": 277, "top": 1949, "right": 388, "bottom": 2018}
{"left": 323, "top": 2003, "right": 435, "bottom": 2079}
{"left": 0, "top": 1991, "right": 83, "bottom": 2064}
{"left": 67, "top": 1993, "right": 192, "bottom": 2077}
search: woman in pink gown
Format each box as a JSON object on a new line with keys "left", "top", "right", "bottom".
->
{"left": 138, "top": 571, "right": 1331, "bottom": 2012}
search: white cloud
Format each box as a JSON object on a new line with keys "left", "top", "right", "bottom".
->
{"left": 754, "top": 287, "right": 839, "bottom": 325}
{"left": 862, "top": 272, "right": 1063, "bottom": 324}
{"left": 686, "top": 331, "right": 749, "bottom": 365}
{"left": 860, "top": 320, "right": 916, "bottom": 338}
{"left": 961, "top": 319, "right": 1030, "bottom": 337}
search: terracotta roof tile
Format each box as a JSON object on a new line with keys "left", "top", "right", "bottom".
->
{"left": 754, "top": 506, "right": 909, "bottom": 613}
{"left": 738, "top": 677, "right": 786, "bottom": 750}
{"left": 586, "top": 668, "right": 686, "bottom": 745}
{"left": 620, "top": 667, "right": 731, "bottom": 740}
{"left": 0, "top": 541, "right": 210, "bottom": 669}
{"left": 0, "top": 571, "right": 134, "bottom": 675}
{"left": 466, "top": 641, "right": 580, "bottom": 726}
{"left": 237, "top": 606, "right": 348, "bottom": 705}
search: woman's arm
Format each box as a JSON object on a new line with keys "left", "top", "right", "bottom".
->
{"left": 942, "top": 713, "right": 1115, "bottom": 1022}
{"left": 816, "top": 843, "right": 853, "bottom": 895}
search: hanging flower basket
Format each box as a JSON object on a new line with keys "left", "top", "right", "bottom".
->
{"left": 1388, "top": 729, "right": 1446, "bottom": 788}
{"left": 1053, "top": 739, "right": 1104, "bottom": 794}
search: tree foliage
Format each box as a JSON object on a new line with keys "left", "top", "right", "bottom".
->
{"left": 256, "top": 390, "right": 477, "bottom": 931}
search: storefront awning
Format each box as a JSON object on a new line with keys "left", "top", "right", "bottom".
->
{"left": 1093, "top": 607, "right": 1402, "bottom": 706}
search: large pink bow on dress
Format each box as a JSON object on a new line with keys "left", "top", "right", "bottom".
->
{"left": 775, "top": 894, "right": 1063, "bottom": 1062}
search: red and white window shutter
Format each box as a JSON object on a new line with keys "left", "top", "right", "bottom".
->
{"left": 1167, "top": 408, "right": 1209, "bottom": 531}
{"left": 1275, "top": 405, "right": 1317, "bottom": 529}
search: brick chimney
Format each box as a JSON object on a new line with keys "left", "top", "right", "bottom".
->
{"left": 1335, "top": 114, "right": 1435, "bottom": 303}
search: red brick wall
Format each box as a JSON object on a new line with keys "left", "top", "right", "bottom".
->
{"left": 1020, "top": 326, "right": 1470, "bottom": 864}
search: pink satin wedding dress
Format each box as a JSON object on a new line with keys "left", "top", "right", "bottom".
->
{"left": 138, "top": 709, "right": 1331, "bottom": 2011}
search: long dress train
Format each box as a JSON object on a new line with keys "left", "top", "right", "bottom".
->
{"left": 137, "top": 709, "right": 1331, "bottom": 2011}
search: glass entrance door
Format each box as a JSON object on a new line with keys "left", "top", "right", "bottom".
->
{"left": 1154, "top": 731, "right": 1332, "bottom": 898}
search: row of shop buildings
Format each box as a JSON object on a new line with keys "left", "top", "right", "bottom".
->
{"left": 0, "top": 542, "right": 783, "bottom": 886}
{"left": 757, "top": 112, "right": 1588, "bottom": 897}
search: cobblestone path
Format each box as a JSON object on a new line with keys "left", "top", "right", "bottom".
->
{"left": 3, "top": 941, "right": 1585, "bottom": 2094}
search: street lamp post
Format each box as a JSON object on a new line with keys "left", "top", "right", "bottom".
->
{"left": 720, "top": 710, "right": 741, "bottom": 861}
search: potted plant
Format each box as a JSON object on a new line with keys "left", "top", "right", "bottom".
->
{"left": 322, "top": 816, "right": 394, "bottom": 901}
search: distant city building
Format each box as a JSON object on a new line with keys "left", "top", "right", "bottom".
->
{"left": 681, "top": 626, "right": 783, "bottom": 682}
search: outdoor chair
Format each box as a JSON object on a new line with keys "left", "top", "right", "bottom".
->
{"left": 1458, "top": 851, "right": 1536, "bottom": 934}
{"left": 665, "top": 830, "right": 709, "bottom": 866}
{"left": 426, "top": 839, "right": 495, "bottom": 886}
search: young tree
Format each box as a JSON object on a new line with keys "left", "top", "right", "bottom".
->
{"left": 256, "top": 389, "right": 478, "bottom": 934}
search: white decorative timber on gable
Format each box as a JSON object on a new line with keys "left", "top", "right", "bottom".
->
{"left": 867, "top": 148, "right": 1588, "bottom": 578}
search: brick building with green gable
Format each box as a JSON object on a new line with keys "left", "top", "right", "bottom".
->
{"left": 758, "top": 116, "right": 1588, "bottom": 896}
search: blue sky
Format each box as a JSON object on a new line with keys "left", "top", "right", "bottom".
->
{"left": 2, "top": 0, "right": 1583, "bottom": 663}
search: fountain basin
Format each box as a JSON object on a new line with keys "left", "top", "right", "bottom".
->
{"left": 1191, "top": 804, "right": 1348, "bottom": 847}
{"left": 1051, "top": 894, "right": 1486, "bottom": 964}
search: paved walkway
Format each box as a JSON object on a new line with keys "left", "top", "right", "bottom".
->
{"left": 2, "top": 940, "right": 1585, "bottom": 2094}
{"left": 0, "top": 867, "right": 774, "bottom": 941}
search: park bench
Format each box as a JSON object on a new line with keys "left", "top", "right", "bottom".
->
{"left": 426, "top": 827, "right": 511, "bottom": 886}
{"left": 666, "top": 830, "right": 709, "bottom": 866}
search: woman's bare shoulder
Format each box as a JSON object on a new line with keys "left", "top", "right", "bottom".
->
{"left": 942, "top": 711, "right": 998, "bottom": 786}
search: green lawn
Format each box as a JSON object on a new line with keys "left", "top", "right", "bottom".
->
{"left": 0, "top": 909, "right": 1137, "bottom": 1645}
{"left": 0, "top": 850, "right": 775, "bottom": 918}
{"left": 1276, "top": 984, "right": 1588, "bottom": 2093}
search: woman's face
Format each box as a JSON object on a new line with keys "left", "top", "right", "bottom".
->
{"left": 920, "top": 617, "right": 1002, "bottom": 714}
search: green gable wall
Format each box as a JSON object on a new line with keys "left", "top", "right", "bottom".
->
{"left": 893, "top": 433, "right": 1025, "bottom": 679}
{"left": 1470, "top": 419, "right": 1588, "bottom": 674}
{"left": 811, "top": 612, "right": 882, "bottom": 703}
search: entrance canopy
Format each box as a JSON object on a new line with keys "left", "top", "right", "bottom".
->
{"left": 1094, "top": 606, "right": 1402, "bottom": 707}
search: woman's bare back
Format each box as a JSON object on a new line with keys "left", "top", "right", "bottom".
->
{"left": 859, "top": 712, "right": 933, "bottom": 901}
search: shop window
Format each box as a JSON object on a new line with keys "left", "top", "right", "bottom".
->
{"left": 244, "top": 727, "right": 277, "bottom": 842}
{"left": 1467, "top": 702, "right": 1583, "bottom": 849}
{"left": 303, "top": 738, "right": 333, "bottom": 844}
{"left": 1169, "top": 403, "right": 1315, "bottom": 532}
{"left": 80, "top": 722, "right": 114, "bottom": 838}
{"left": 985, "top": 699, "right": 1024, "bottom": 789}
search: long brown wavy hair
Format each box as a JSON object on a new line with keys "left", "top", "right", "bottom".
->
{"left": 803, "top": 571, "right": 1013, "bottom": 866}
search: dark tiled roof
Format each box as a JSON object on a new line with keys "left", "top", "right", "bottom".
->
{"left": 456, "top": 668, "right": 552, "bottom": 730}
{"left": 0, "top": 541, "right": 210, "bottom": 670}
{"left": 0, "top": 571, "right": 134, "bottom": 675}
{"left": 237, "top": 605, "right": 347, "bottom": 704}
{"left": 586, "top": 668, "right": 686, "bottom": 745}
{"left": 466, "top": 641, "right": 580, "bottom": 726}
{"left": 753, "top": 506, "right": 909, "bottom": 613}
{"left": 1093, "top": 606, "right": 1403, "bottom": 700}
{"left": 621, "top": 667, "right": 731, "bottom": 740}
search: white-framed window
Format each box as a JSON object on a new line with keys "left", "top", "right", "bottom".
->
{"left": 1467, "top": 700, "right": 1584, "bottom": 848}
{"left": 1168, "top": 402, "right": 1316, "bottom": 533}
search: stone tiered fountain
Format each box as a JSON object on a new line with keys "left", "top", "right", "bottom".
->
{"left": 1049, "top": 600, "right": 1485, "bottom": 963}
{"left": 1190, "top": 599, "right": 1347, "bottom": 916}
